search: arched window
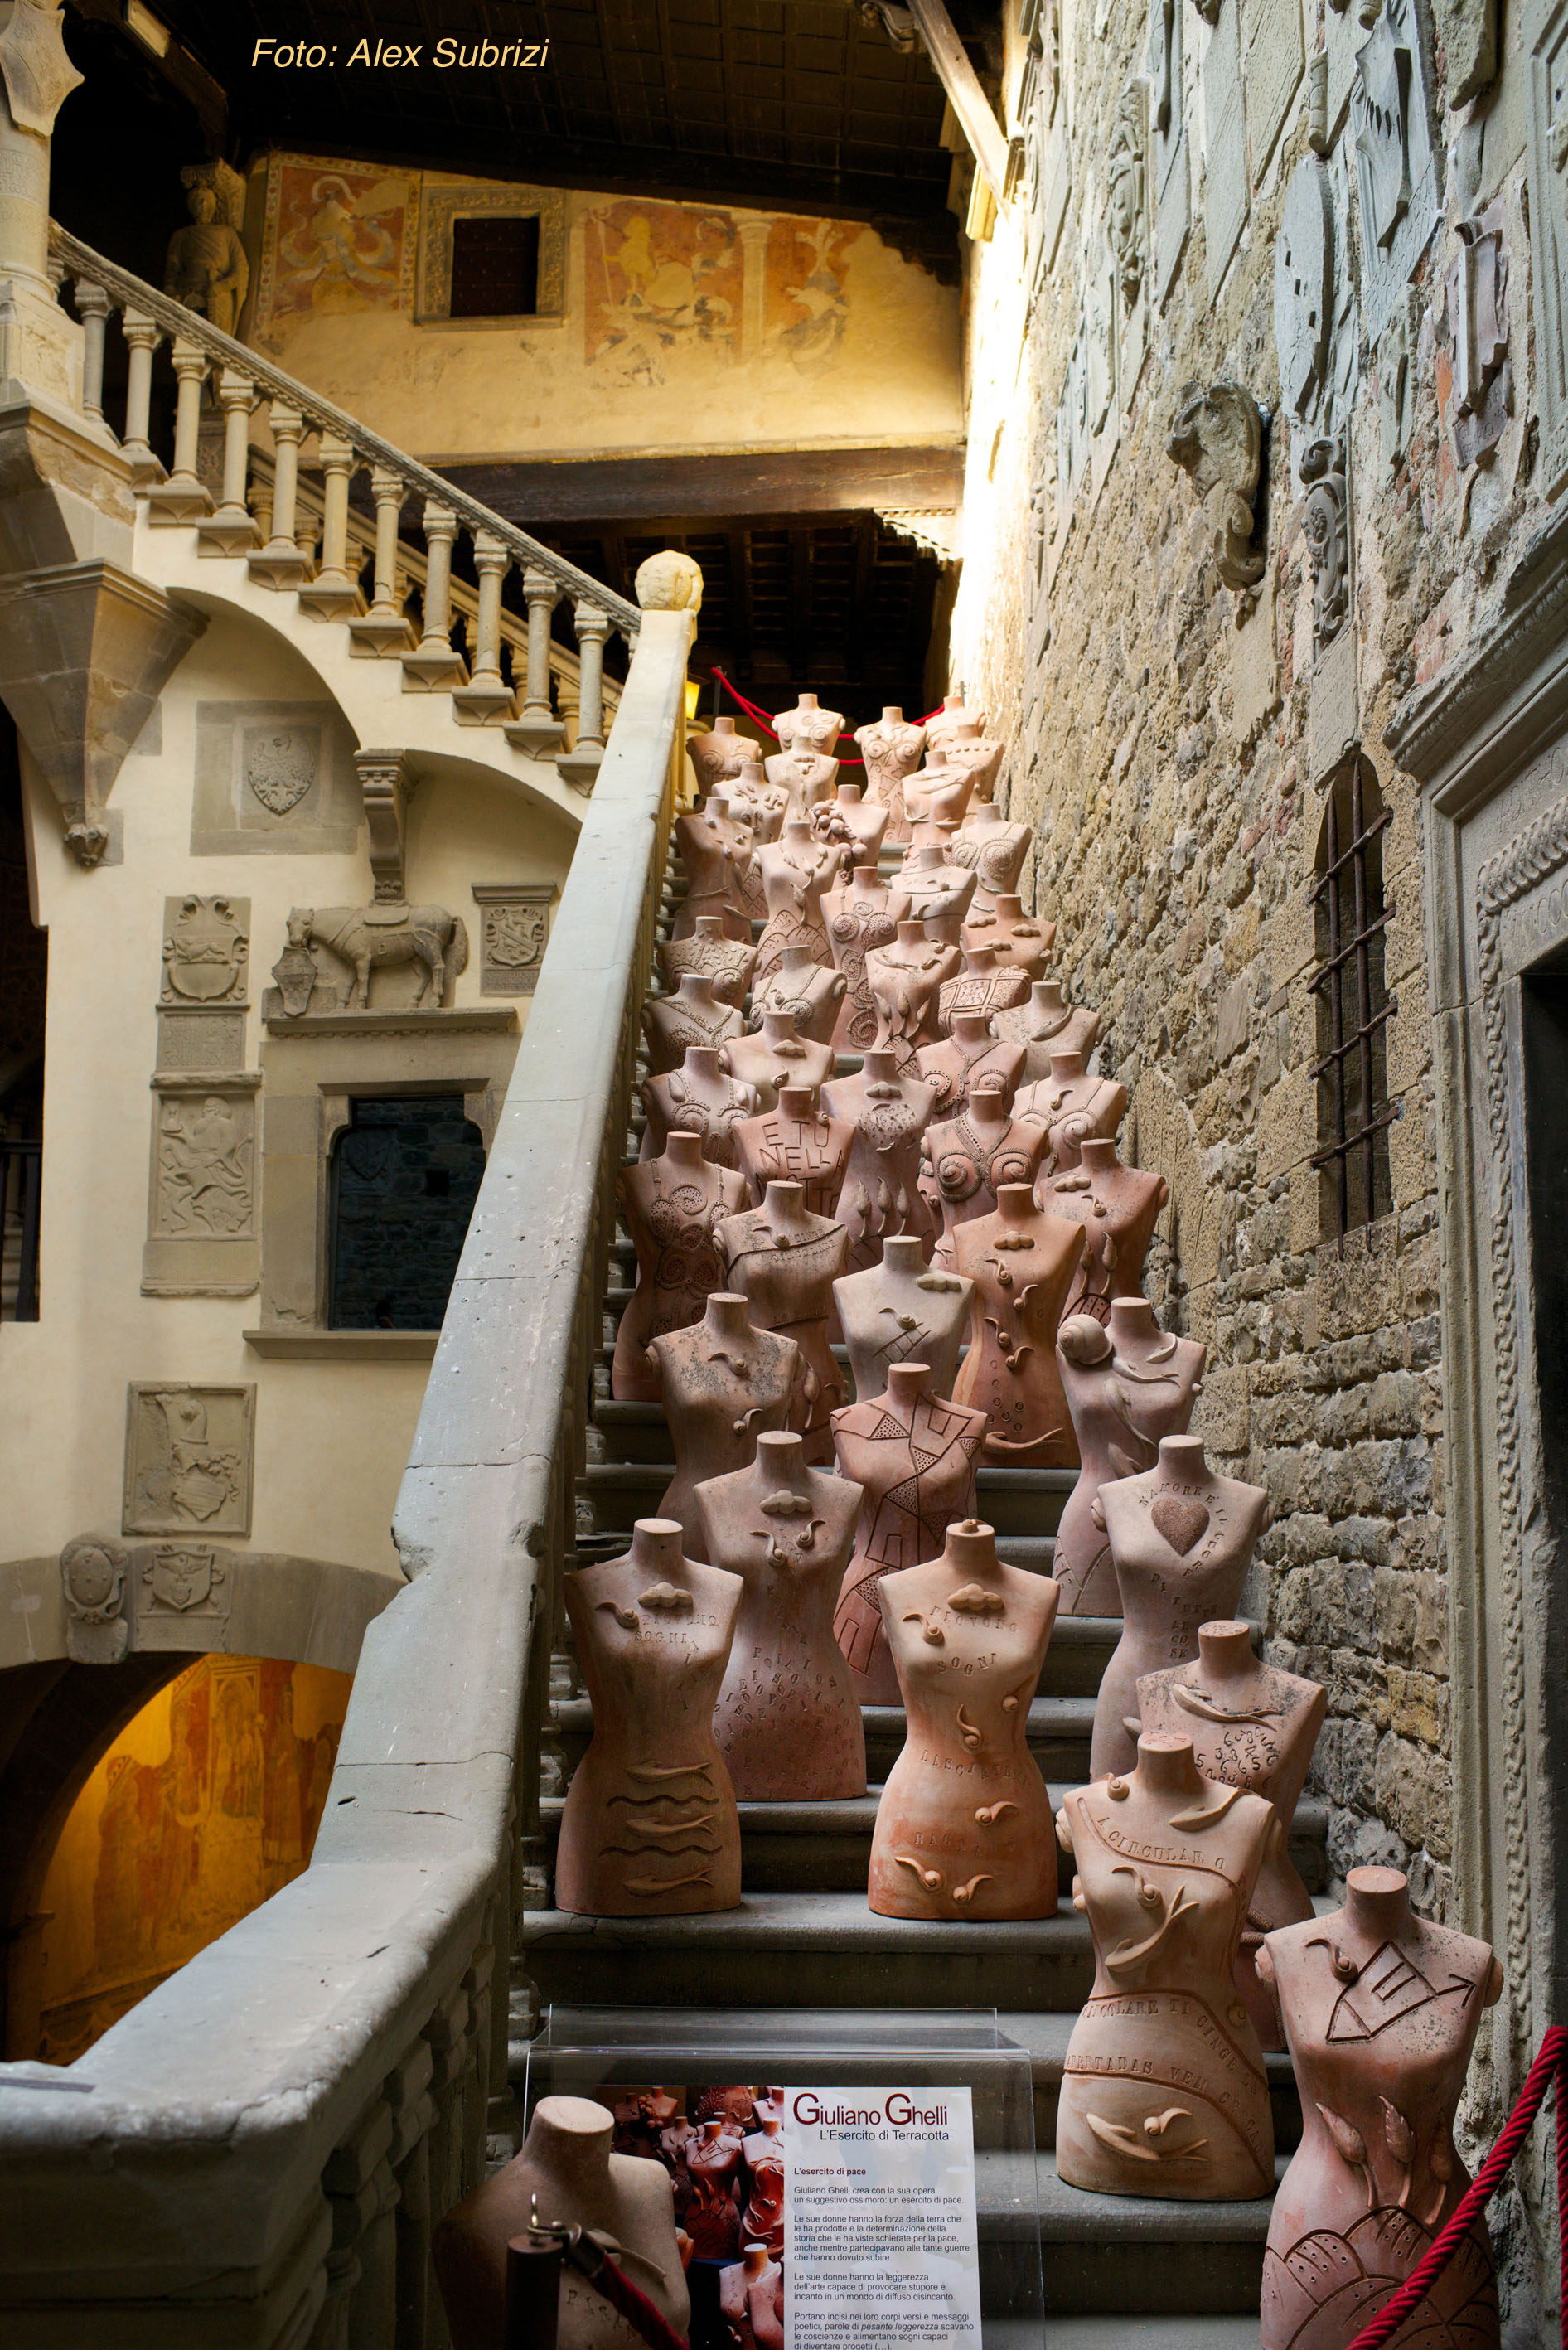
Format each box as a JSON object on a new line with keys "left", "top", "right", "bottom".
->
{"left": 1309, "top": 754, "right": 1395, "bottom": 1240}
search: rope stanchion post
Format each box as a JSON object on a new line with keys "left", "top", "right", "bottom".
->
{"left": 505, "top": 2233, "right": 562, "bottom": 2350}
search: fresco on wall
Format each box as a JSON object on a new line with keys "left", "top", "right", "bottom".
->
{"left": 254, "top": 156, "right": 414, "bottom": 331}
{"left": 5, "top": 1655, "right": 351, "bottom": 2065}
{"left": 583, "top": 197, "right": 741, "bottom": 383}
{"left": 766, "top": 216, "right": 856, "bottom": 372}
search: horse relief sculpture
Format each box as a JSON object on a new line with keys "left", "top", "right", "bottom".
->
{"left": 270, "top": 903, "right": 468, "bottom": 1015}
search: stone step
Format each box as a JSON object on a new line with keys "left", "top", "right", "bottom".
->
{"left": 1032, "top": 2149, "right": 1276, "bottom": 2314}
{"left": 995, "top": 2011, "right": 1301, "bottom": 2154}
{"left": 580, "top": 1459, "right": 1077, "bottom": 1538}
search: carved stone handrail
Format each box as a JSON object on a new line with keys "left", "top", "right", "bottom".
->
{"left": 47, "top": 220, "right": 641, "bottom": 636}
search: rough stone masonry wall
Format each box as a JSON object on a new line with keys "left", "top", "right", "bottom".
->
{"left": 952, "top": 0, "right": 1556, "bottom": 1930}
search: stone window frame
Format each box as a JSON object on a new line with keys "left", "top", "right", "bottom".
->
{"left": 323, "top": 1087, "right": 488, "bottom": 1334}
{"left": 414, "top": 183, "right": 567, "bottom": 327}
{"left": 1308, "top": 751, "right": 1396, "bottom": 1240}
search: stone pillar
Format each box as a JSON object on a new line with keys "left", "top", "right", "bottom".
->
{"left": 402, "top": 499, "right": 467, "bottom": 688}
{"left": 452, "top": 530, "right": 517, "bottom": 723}
{"left": 145, "top": 337, "right": 213, "bottom": 522}
{"left": 298, "top": 432, "right": 363, "bottom": 617}
{"left": 504, "top": 564, "right": 566, "bottom": 757}
{"left": 195, "top": 366, "right": 259, "bottom": 555}
{"left": 0, "top": 0, "right": 83, "bottom": 409}
{"left": 557, "top": 602, "right": 612, "bottom": 791}
{"left": 349, "top": 465, "right": 417, "bottom": 652}
{"left": 119, "top": 309, "right": 164, "bottom": 485}
{"left": 248, "top": 402, "right": 309, "bottom": 587}
{"left": 71, "top": 276, "right": 110, "bottom": 424}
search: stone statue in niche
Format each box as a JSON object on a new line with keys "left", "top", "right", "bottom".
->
{"left": 961, "top": 893, "right": 1053, "bottom": 976}
{"left": 869, "top": 1519, "right": 1060, "bottom": 1920}
{"left": 640, "top": 1046, "right": 758, "bottom": 1169}
{"left": 831, "top": 1363, "right": 987, "bottom": 1703}
{"left": 698, "top": 1427, "right": 866, "bottom": 1800}
{"left": 820, "top": 1049, "right": 940, "bottom": 1268}
{"left": 753, "top": 817, "right": 840, "bottom": 987}
{"left": 123, "top": 1382, "right": 254, "bottom": 1538}
{"left": 1300, "top": 434, "right": 1351, "bottom": 654}
{"left": 163, "top": 162, "right": 249, "bottom": 337}
{"left": 656, "top": 913, "right": 757, "bottom": 1010}
{"left": 1091, "top": 1434, "right": 1270, "bottom": 1777}
{"left": 867, "top": 918, "right": 950, "bottom": 1071}
{"left": 60, "top": 1534, "right": 131, "bottom": 1665}
{"left": 434, "top": 2091, "right": 690, "bottom": 2350}
{"left": 748, "top": 942, "right": 847, "bottom": 1047}
{"left": 766, "top": 743, "right": 840, "bottom": 818}
{"left": 922, "top": 1068, "right": 1051, "bottom": 1269}
{"left": 814, "top": 779, "right": 888, "bottom": 868}
{"left": 687, "top": 715, "right": 751, "bottom": 796}
{"left": 952, "top": 1184, "right": 1085, "bottom": 1466}
{"left": 155, "top": 1094, "right": 253, "bottom": 1236}
{"left": 994, "top": 980, "right": 1101, "bottom": 1079}
{"left": 674, "top": 801, "right": 753, "bottom": 940}
{"left": 937, "top": 944, "right": 1030, "bottom": 1034}
{"left": 1043, "top": 1136, "right": 1169, "bottom": 1322}
{"left": 1258, "top": 1868, "right": 1504, "bottom": 2350}
{"left": 719, "top": 1009, "right": 833, "bottom": 1110}
{"left": 1056, "top": 1733, "right": 1277, "bottom": 2200}
{"left": 269, "top": 904, "right": 468, "bottom": 1015}
{"left": 1019, "top": 1048, "right": 1128, "bottom": 1176}
{"left": 734, "top": 1085, "right": 853, "bottom": 1219}
{"left": 555, "top": 1519, "right": 743, "bottom": 1916}
{"left": 834, "top": 1234, "right": 974, "bottom": 1403}
{"left": 641, "top": 973, "right": 745, "bottom": 1076}
{"left": 1166, "top": 380, "right": 1267, "bottom": 592}
{"left": 1053, "top": 1303, "right": 1207, "bottom": 1614}
{"left": 854, "top": 706, "right": 927, "bottom": 843}
{"left": 719, "top": 1180, "right": 849, "bottom": 1465}
{"left": 650, "top": 1294, "right": 799, "bottom": 1563}
{"left": 1274, "top": 159, "right": 1335, "bottom": 427}
{"left": 917, "top": 1011, "right": 1026, "bottom": 1119}
{"left": 772, "top": 690, "right": 844, "bottom": 757}
{"left": 612, "top": 1132, "right": 748, "bottom": 1403}
{"left": 1445, "top": 203, "right": 1511, "bottom": 471}
{"left": 162, "top": 894, "right": 249, "bottom": 1004}
{"left": 1106, "top": 81, "right": 1148, "bottom": 312}
{"left": 822, "top": 864, "right": 913, "bottom": 1051}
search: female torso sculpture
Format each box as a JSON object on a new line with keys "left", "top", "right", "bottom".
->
{"left": 748, "top": 941, "right": 847, "bottom": 1048}
{"left": 950, "top": 795, "right": 1029, "bottom": 918}
{"left": 833, "top": 1233, "right": 973, "bottom": 1402}
{"left": 822, "top": 865, "right": 912, "bottom": 1051}
{"left": 917, "top": 1011, "right": 1026, "bottom": 1121}
{"left": 673, "top": 802, "right": 752, "bottom": 942}
{"left": 1019, "top": 1050, "right": 1128, "bottom": 1178}
{"left": 649, "top": 1293, "right": 800, "bottom": 1560}
{"left": 867, "top": 918, "right": 950, "bottom": 1071}
{"left": 1053, "top": 1302, "right": 1207, "bottom": 1614}
{"left": 656, "top": 913, "right": 757, "bottom": 1010}
{"left": 820, "top": 1049, "right": 939, "bottom": 1269}
{"left": 613, "top": 1132, "right": 747, "bottom": 1401}
{"left": 993, "top": 980, "right": 1101, "bottom": 1083}
{"left": 1042, "top": 1136, "right": 1169, "bottom": 1322}
{"left": 640, "top": 1045, "right": 758, "bottom": 1167}
{"left": 641, "top": 972, "right": 744, "bottom": 1077}
{"left": 922, "top": 1069, "right": 1050, "bottom": 1269}
{"left": 854, "top": 705, "right": 927, "bottom": 844}
{"left": 961, "top": 892, "right": 1053, "bottom": 977}
{"left": 718, "top": 1180, "right": 849, "bottom": 1465}
{"left": 765, "top": 744, "right": 839, "bottom": 820}
{"left": 720, "top": 1010, "right": 833, "bottom": 1111}
{"left": 951, "top": 1184, "right": 1085, "bottom": 1466}
{"left": 753, "top": 820, "right": 841, "bottom": 987}
{"left": 733, "top": 1083, "right": 853, "bottom": 1219}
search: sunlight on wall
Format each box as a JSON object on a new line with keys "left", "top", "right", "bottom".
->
{"left": 6, "top": 1655, "right": 351, "bottom": 2065}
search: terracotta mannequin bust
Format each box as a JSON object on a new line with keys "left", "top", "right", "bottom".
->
{"left": 1259, "top": 1868, "right": 1504, "bottom": 2350}
{"left": 834, "top": 1233, "right": 974, "bottom": 1402}
{"left": 1056, "top": 1733, "right": 1277, "bottom": 2202}
{"left": 753, "top": 817, "right": 840, "bottom": 986}
{"left": 917, "top": 1011, "right": 1027, "bottom": 1119}
{"left": 926, "top": 691, "right": 985, "bottom": 745}
{"left": 831, "top": 1361, "right": 987, "bottom": 1703}
{"left": 934, "top": 715, "right": 1005, "bottom": 804}
{"left": 650, "top": 1294, "right": 800, "bottom": 1561}
{"left": 1053, "top": 1303, "right": 1207, "bottom": 1614}
{"left": 640, "top": 1045, "right": 759, "bottom": 1167}
{"left": 686, "top": 2117, "right": 743, "bottom": 2258}
{"left": 687, "top": 713, "right": 750, "bottom": 795}
{"left": 993, "top": 980, "right": 1101, "bottom": 1082}
{"left": 698, "top": 1427, "right": 865, "bottom": 1798}
{"left": 854, "top": 705, "right": 927, "bottom": 842}
{"left": 719, "top": 1008, "right": 833, "bottom": 1111}
{"left": 1091, "top": 1435, "right": 1270, "bottom": 1778}
{"left": 734, "top": 1083, "right": 854, "bottom": 1219}
{"left": 822, "top": 865, "right": 913, "bottom": 1052}
{"left": 869, "top": 1519, "right": 1059, "bottom": 1920}
{"left": 1043, "top": 1136, "right": 1169, "bottom": 1322}
{"left": 433, "top": 2093, "right": 690, "bottom": 2350}
{"left": 721, "top": 2243, "right": 784, "bottom": 2348}
{"left": 772, "top": 689, "right": 844, "bottom": 757}
{"left": 727, "top": 755, "right": 787, "bottom": 851}
{"left": 613, "top": 1132, "right": 748, "bottom": 1402}
{"left": 936, "top": 942, "right": 1030, "bottom": 1034}
{"left": 951, "top": 797, "right": 1030, "bottom": 918}
{"left": 867, "top": 918, "right": 949, "bottom": 1070}
{"left": 818, "top": 779, "right": 887, "bottom": 866}
{"left": 922, "top": 1068, "right": 1051, "bottom": 1268}
{"left": 748, "top": 940, "right": 847, "bottom": 1046}
{"left": 765, "top": 743, "right": 839, "bottom": 818}
{"left": 820, "top": 1049, "right": 940, "bottom": 1268}
{"left": 719, "top": 1180, "right": 849, "bottom": 1465}
{"left": 1019, "top": 1050, "right": 1129, "bottom": 1177}
{"left": 642, "top": 972, "right": 744, "bottom": 1077}
{"left": 674, "top": 800, "right": 752, "bottom": 941}
{"left": 740, "top": 2127, "right": 785, "bottom": 2254}
{"left": 903, "top": 745, "right": 973, "bottom": 831}
{"left": 952, "top": 1184, "right": 1086, "bottom": 1466}
{"left": 656, "top": 913, "right": 757, "bottom": 1010}
{"left": 902, "top": 842, "right": 977, "bottom": 945}
{"left": 961, "top": 892, "right": 1054, "bottom": 978}
{"left": 556, "top": 1519, "right": 742, "bottom": 1915}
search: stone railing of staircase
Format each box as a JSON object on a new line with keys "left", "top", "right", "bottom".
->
{"left": 48, "top": 222, "right": 636, "bottom": 792}
{"left": 0, "top": 551, "right": 697, "bottom": 2342}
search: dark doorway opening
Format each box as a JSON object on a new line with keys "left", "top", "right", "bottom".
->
{"left": 327, "top": 1095, "right": 484, "bottom": 1331}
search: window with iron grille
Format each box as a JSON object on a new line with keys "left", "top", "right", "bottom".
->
{"left": 1309, "top": 753, "right": 1396, "bottom": 1240}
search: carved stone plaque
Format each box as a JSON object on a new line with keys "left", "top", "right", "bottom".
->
{"left": 1275, "top": 157, "right": 1334, "bottom": 424}
{"left": 1156, "top": 131, "right": 1192, "bottom": 305}
{"left": 1244, "top": 0, "right": 1304, "bottom": 181}
{"left": 1204, "top": 0, "right": 1249, "bottom": 298}
{"left": 162, "top": 894, "right": 249, "bottom": 1005}
{"left": 1309, "top": 626, "right": 1360, "bottom": 787}
{"left": 156, "top": 1006, "right": 248, "bottom": 1073}
{"left": 150, "top": 1088, "right": 256, "bottom": 1243}
{"left": 1150, "top": 0, "right": 1183, "bottom": 194}
{"left": 192, "top": 700, "right": 360, "bottom": 855}
{"left": 1377, "top": 289, "right": 1419, "bottom": 472}
{"left": 1525, "top": 0, "right": 1568, "bottom": 494}
{"left": 472, "top": 882, "right": 554, "bottom": 996}
{"left": 134, "top": 1543, "right": 232, "bottom": 1647}
{"left": 123, "top": 1383, "right": 255, "bottom": 1538}
{"left": 1353, "top": 0, "right": 1440, "bottom": 344}
{"left": 1038, "top": 119, "right": 1072, "bottom": 280}
{"left": 60, "top": 1535, "right": 131, "bottom": 1666}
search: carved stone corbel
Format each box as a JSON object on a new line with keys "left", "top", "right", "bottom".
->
{"left": 356, "top": 746, "right": 414, "bottom": 903}
{"left": 0, "top": 0, "right": 83, "bottom": 137}
{"left": 1166, "top": 379, "right": 1267, "bottom": 592}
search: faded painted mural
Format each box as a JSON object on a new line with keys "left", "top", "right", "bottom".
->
{"left": 254, "top": 155, "right": 415, "bottom": 332}
{"left": 583, "top": 198, "right": 741, "bottom": 380}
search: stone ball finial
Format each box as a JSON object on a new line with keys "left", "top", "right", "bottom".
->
{"left": 636, "top": 549, "right": 704, "bottom": 614}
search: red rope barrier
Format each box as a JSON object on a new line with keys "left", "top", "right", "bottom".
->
{"left": 706, "top": 668, "right": 867, "bottom": 766}
{"left": 1343, "top": 2025, "right": 1568, "bottom": 2348}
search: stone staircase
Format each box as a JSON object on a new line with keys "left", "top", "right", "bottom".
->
{"left": 518, "top": 839, "right": 1324, "bottom": 2338}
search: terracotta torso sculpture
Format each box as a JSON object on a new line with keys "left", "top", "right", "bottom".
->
{"left": 1043, "top": 1136, "right": 1169, "bottom": 1322}
{"left": 765, "top": 744, "right": 839, "bottom": 819}
{"left": 642, "top": 973, "right": 744, "bottom": 1077}
{"left": 753, "top": 818, "right": 840, "bottom": 986}
{"left": 720, "top": 2242, "right": 784, "bottom": 2348}
{"left": 719, "top": 1180, "right": 849, "bottom": 1466}
{"left": 698, "top": 1428, "right": 866, "bottom": 1799}
{"left": 816, "top": 780, "right": 887, "bottom": 867}
{"left": 613, "top": 1133, "right": 748, "bottom": 1401}
{"left": 734, "top": 1084, "right": 854, "bottom": 1219}
{"left": 434, "top": 2093, "right": 690, "bottom": 2350}
{"left": 748, "top": 940, "right": 847, "bottom": 1046}
{"left": 772, "top": 690, "right": 844, "bottom": 758}
{"left": 961, "top": 891, "right": 1054, "bottom": 977}
{"left": 1091, "top": 1436, "right": 1270, "bottom": 1778}
{"left": 902, "top": 747, "right": 970, "bottom": 829}
{"left": 656, "top": 913, "right": 757, "bottom": 1010}
{"left": 935, "top": 717, "right": 1005, "bottom": 805}
{"left": 952, "top": 1185, "right": 1086, "bottom": 1466}
{"left": 926, "top": 693, "right": 986, "bottom": 748}
{"left": 650, "top": 1293, "right": 800, "bottom": 1561}
{"left": 869, "top": 1520, "right": 1059, "bottom": 1921}
{"left": 831, "top": 1362, "right": 987, "bottom": 1703}
{"left": 1019, "top": 1049, "right": 1128, "bottom": 1177}
{"left": 686, "top": 2117, "right": 743, "bottom": 2258}
{"left": 854, "top": 706, "right": 927, "bottom": 844}
{"left": 719, "top": 1010, "right": 834, "bottom": 1112}
{"left": 687, "top": 714, "right": 750, "bottom": 796}
{"left": 1259, "top": 1868, "right": 1504, "bottom": 2350}
{"left": 820, "top": 1049, "right": 939, "bottom": 1269}
{"left": 922, "top": 1070, "right": 1050, "bottom": 1268}
{"left": 739, "top": 2124, "right": 785, "bottom": 2256}
{"left": 902, "top": 844, "right": 976, "bottom": 948}
{"left": 936, "top": 942, "right": 1030, "bottom": 1035}
{"left": 640, "top": 1046, "right": 759, "bottom": 1168}
{"left": 834, "top": 1233, "right": 973, "bottom": 1402}
{"left": 1053, "top": 1301, "right": 1207, "bottom": 1615}
{"left": 951, "top": 800, "right": 1030, "bottom": 918}
{"left": 1056, "top": 1734, "right": 1277, "bottom": 2202}
{"left": 557, "top": 1520, "right": 742, "bottom": 1915}
{"left": 993, "top": 980, "right": 1101, "bottom": 1083}
{"left": 726, "top": 761, "right": 786, "bottom": 914}
{"left": 917, "top": 1012, "right": 1027, "bottom": 1121}
{"left": 867, "top": 918, "right": 949, "bottom": 1072}
{"left": 822, "top": 865, "right": 912, "bottom": 1052}
{"left": 674, "top": 802, "right": 752, "bottom": 941}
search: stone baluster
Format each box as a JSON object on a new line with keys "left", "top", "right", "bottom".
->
{"left": 452, "top": 530, "right": 517, "bottom": 722}
{"left": 503, "top": 564, "right": 566, "bottom": 757}
{"left": 314, "top": 2097, "right": 399, "bottom": 2350}
{"left": 196, "top": 367, "right": 259, "bottom": 555}
{"left": 146, "top": 335, "right": 213, "bottom": 522}
{"left": 423, "top": 1984, "right": 472, "bottom": 2223}
{"left": 349, "top": 463, "right": 418, "bottom": 653}
{"left": 247, "top": 402, "right": 309, "bottom": 587}
{"left": 119, "top": 309, "right": 165, "bottom": 487}
{"left": 298, "top": 433, "right": 364, "bottom": 618}
{"left": 386, "top": 2039, "right": 438, "bottom": 2346}
{"left": 72, "top": 278, "right": 111, "bottom": 428}
{"left": 402, "top": 498, "right": 468, "bottom": 688}
{"left": 557, "top": 601, "right": 612, "bottom": 790}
